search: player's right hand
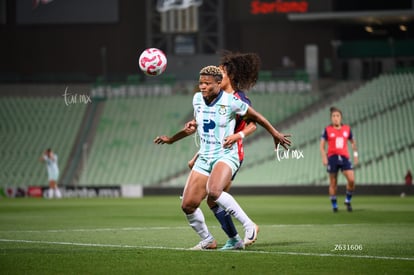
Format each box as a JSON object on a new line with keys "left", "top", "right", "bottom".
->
{"left": 183, "top": 120, "right": 197, "bottom": 135}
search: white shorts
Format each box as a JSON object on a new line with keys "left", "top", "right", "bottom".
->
{"left": 193, "top": 154, "right": 240, "bottom": 177}
{"left": 48, "top": 171, "right": 59, "bottom": 181}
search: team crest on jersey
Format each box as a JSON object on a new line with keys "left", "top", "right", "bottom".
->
{"left": 218, "top": 105, "right": 227, "bottom": 115}
{"left": 343, "top": 131, "right": 348, "bottom": 137}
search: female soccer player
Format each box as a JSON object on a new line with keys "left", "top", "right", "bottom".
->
{"left": 155, "top": 66, "right": 291, "bottom": 250}
{"left": 320, "top": 107, "right": 358, "bottom": 212}
{"left": 186, "top": 52, "right": 260, "bottom": 250}
{"left": 157, "top": 51, "right": 260, "bottom": 250}
{"left": 39, "top": 148, "right": 62, "bottom": 199}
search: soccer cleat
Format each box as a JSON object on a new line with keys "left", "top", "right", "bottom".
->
{"left": 244, "top": 224, "right": 259, "bottom": 246}
{"left": 190, "top": 238, "right": 217, "bottom": 250}
{"left": 220, "top": 237, "right": 245, "bottom": 250}
{"left": 333, "top": 207, "right": 338, "bottom": 213}
{"left": 344, "top": 202, "right": 352, "bottom": 212}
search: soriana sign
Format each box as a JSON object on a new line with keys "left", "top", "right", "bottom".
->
{"left": 251, "top": 0, "right": 309, "bottom": 14}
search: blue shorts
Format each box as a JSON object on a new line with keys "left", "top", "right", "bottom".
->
{"left": 193, "top": 154, "right": 240, "bottom": 177}
{"left": 327, "top": 155, "right": 353, "bottom": 174}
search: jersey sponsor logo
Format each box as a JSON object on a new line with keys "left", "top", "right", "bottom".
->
{"left": 335, "top": 137, "right": 344, "bottom": 149}
{"left": 202, "top": 119, "right": 216, "bottom": 132}
{"left": 195, "top": 105, "right": 215, "bottom": 114}
{"left": 200, "top": 136, "right": 221, "bottom": 145}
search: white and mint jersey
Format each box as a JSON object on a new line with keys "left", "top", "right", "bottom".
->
{"left": 43, "top": 154, "right": 59, "bottom": 181}
{"left": 193, "top": 90, "right": 249, "bottom": 160}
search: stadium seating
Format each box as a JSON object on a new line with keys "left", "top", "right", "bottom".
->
{"left": 3, "top": 72, "right": 412, "bottom": 188}
{"left": 0, "top": 96, "right": 87, "bottom": 187}
{"left": 78, "top": 92, "right": 319, "bottom": 186}
{"left": 81, "top": 71, "right": 414, "bottom": 186}
{"left": 78, "top": 95, "right": 196, "bottom": 186}
{"left": 234, "top": 72, "right": 414, "bottom": 185}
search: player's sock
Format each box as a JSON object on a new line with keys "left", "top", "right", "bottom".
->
{"left": 55, "top": 188, "right": 62, "bottom": 199}
{"left": 211, "top": 205, "right": 238, "bottom": 238}
{"left": 48, "top": 188, "right": 54, "bottom": 199}
{"left": 330, "top": 196, "right": 338, "bottom": 209}
{"left": 345, "top": 190, "right": 353, "bottom": 203}
{"left": 215, "top": 192, "right": 253, "bottom": 229}
{"left": 186, "top": 208, "right": 212, "bottom": 240}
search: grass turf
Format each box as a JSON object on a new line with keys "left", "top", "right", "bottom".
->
{"left": 0, "top": 195, "right": 413, "bottom": 274}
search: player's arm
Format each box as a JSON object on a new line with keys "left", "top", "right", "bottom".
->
{"left": 154, "top": 119, "right": 197, "bottom": 145}
{"left": 320, "top": 138, "right": 328, "bottom": 166}
{"left": 350, "top": 138, "right": 358, "bottom": 166}
{"left": 39, "top": 152, "right": 46, "bottom": 163}
{"left": 223, "top": 121, "right": 257, "bottom": 148}
{"left": 188, "top": 152, "right": 199, "bottom": 169}
{"left": 243, "top": 121, "right": 257, "bottom": 137}
{"left": 49, "top": 152, "right": 56, "bottom": 162}
{"left": 244, "top": 106, "right": 291, "bottom": 150}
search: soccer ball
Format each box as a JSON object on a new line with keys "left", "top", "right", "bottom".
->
{"left": 138, "top": 48, "right": 168, "bottom": 76}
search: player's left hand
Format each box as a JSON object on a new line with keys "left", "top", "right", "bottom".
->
{"left": 223, "top": 134, "right": 239, "bottom": 148}
{"left": 353, "top": 156, "right": 359, "bottom": 166}
{"left": 274, "top": 133, "right": 292, "bottom": 150}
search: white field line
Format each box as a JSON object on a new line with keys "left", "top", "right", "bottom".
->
{"left": 0, "top": 226, "right": 190, "bottom": 233}
{"left": 0, "top": 238, "right": 413, "bottom": 262}
{"left": 0, "top": 224, "right": 368, "bottom": 233}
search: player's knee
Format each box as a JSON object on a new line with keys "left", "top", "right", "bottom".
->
{"left": 207, "top": 190, "right": 221, "bottom": 202}
{"left": 206, "top": 197, "right": 216, "bottom": 208}
{"left": 181, "top": 201, "right": 197, "bottom": 215}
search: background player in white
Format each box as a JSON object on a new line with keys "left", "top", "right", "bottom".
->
{"left": 155, "top": 66, "right": 291, "bottom": 249}
{"left": 39, "top": 148, "right": 62, "bottom": 199}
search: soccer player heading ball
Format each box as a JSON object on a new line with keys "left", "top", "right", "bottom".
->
{"left": 320, "top": 107, "right": 358, "bottom": 212}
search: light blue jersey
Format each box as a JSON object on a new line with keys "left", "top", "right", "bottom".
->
{"left": 192, "top": 91, "right": 249, "bottom": 175}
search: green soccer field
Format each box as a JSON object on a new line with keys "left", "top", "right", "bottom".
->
{"left": 0, "top": 195, "right": 413, "bottom": 274}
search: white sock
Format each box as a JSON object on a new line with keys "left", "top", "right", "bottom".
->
{"left": 48, "top": 188, "right": 54, "bottom": 199}
{"left": 186, "top": 208, "right": 212, "bottom": 240}
{"left": 215, "top": 192, "right": 253, "bottom": 229}
{"left": 55, "top": 188, "right": 62, "bottom": 198}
